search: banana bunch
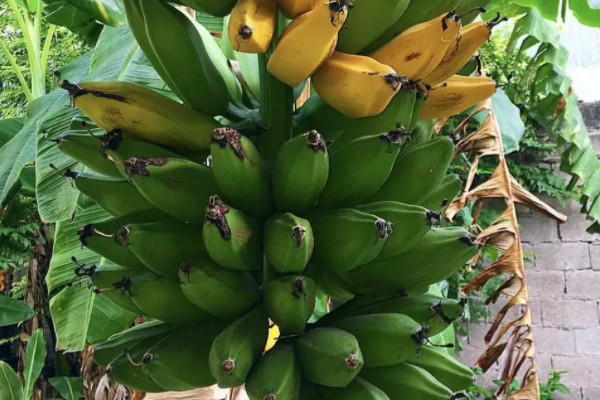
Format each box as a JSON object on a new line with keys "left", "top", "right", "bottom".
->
{"left": 51, "top": 0, "right": 502, "bottom": 397}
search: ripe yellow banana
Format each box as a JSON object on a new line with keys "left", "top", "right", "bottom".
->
{"left": 420, "top": 75, "right": 497, "bottom": 120}
{"left": 59, "top": 80, "right": 219, "bottom": 157}
{"left": 277, "top": 0, "right": 317, "bottom": 18}
{"left": 228, "top": 0, "right": 278, "bottom": 54}
{"left": 312, "top": 52, "right": 405, "bottom": 118}
{"left": 424, "top": 17, "right": 504, "bottom": 86}
{"left": 369, "top": 12, "right": 462, "bottom": 80}
{"left": 267, "top": 1, "right": 350, "bottom": 87}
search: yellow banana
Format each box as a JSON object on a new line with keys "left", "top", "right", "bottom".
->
{"left": 277, "top": 0, "right": 317, "bottom": 18}
{"left": 58, "top": 80, "right": 219, "bottom": 157}
{"left": 369, "top": 12, "right": 462, "bottom": 81}
{"left": 312, "top": 52, "right": 405, "bottom": 118}
{"left": 420, "top": 75, "right": 497, "bottom": 120}
{"left": 267, "top": 1, "right": 350, "bottom": 87}
{"left": 228, "top": 0, "right": 278, "bottom": 54}
{"left": 424, "top": 17, "right": 504, "bottom": 86}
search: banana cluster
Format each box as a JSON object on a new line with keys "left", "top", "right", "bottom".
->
{"left": 51, "top": 0, "right": 502, "bottom": 398}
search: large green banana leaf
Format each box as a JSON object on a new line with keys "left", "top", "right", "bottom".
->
{"left": 23, "top": 330, "right": 46, "bottom": 400}
{"left": 488, "top": 0, "right": 600, "bottom": 26}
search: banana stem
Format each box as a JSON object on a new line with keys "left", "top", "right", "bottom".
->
{"left": 258, "top": 16, "right": 294, "bottom": 167}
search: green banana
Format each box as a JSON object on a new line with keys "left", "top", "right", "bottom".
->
{"left": 104, "top": 133, "right": 182, "bottom": 165}
{"left": 294, "top": 95, "right": 349, "bottom": 144}
{"left": 363, "top": 0, "right": 463, "bottom": 53}
{"left": 337, "top": 0, "right": 410, "bottom": 54}
{"left": 79, "top": 216, "right": 148, "bottom": 270}
{"left": 297, "top": 327, "right": 363, "bottom": 387}
{"left": 304, "top": 263, "right": 355, "bottom": 302}
{"left": 420, "top": 174, "right": 463, "bottom": 212}
{"left": 140, "top": 322, "right": 227, "bottom": 391}
{"left": 123, "top": 0, "right": 177, "bottom": 90}
{"left": 172, "top": 0, "right": 238, "bottom": 16}
{"left": 55, "top": 133, "right": 121, "bottom": 178}
{"left": 264, "top": 213, "right": 314, "bottom": 274}
{"left": 263, "top": 275, "right": 316, "bottom": 335}
{"left": 139, "top": 0, "right": 241, "bottom": 115}
{"left": 360, "top": 363, "right": 456, "bottom": 400}
{"left": 300, "top": 380, "right": 322, "bottom": 400}
{"left": 179, "top": 258, "right": 261, "bottom": 320}
{"left": 329, "top": 313, "right": 427, "bottom": 367}
{"left": 341, "top": 227, "right": 478, "bottom": 294}
{"left": 368, "top": 137, "right": 455, "bottom": 204}
{"left": 70, "top": 173, "right": 157, "bottom": 216}
{"left": 331, "top": 87, "right": 417, "bottom": 150}
{"left": 355, "top": 201, "right": 436, "bottom": 260}
{"left": 128, "top": 272, "right": 215, "bottom": 324}
{"left": 209, "top": 305, "right": 269, "bottom": 388}
{"left": 94, "top": 320, "right": 175, "bottom": 366}
{"left": 272, "top": 131, "right": 329, "bottom": 214}
{"left": 408, "top": 118, "right": 436, "bottom": 148}
{"left": 322, "top": 293, "right": 465, "bottom": 336}
{"left": 308, "top": 208, "right": 391, "bottom": 272}
{"left": 203, "top": 195, "right": 262, "bottom": 271}
{"left": 117, "top": 219, "right": 206, "bottom": 277}
{"left": 124, "top": 157, "right": 220, "bottom": 223}
{"left": 91, "top": 261, "right": 144, "bottom": 314}
{"left": 409, "top": 87, "right": 429, "bottom": 131}
{"left": 316, "top": 376, "right": 390, "bottom": 400}
{"left": 317, "top": 130, "right": 406, "bottom": 208}
{"left": 246, "top": 343, "right": 302, "bottom": 400}
{"left": 211, "top": 128, "right": 272, "bottom": 217}
{"left": 406, "top": 345, "right": 474, "bottom": 392}
{"left": 106, "top": 337, "right": 167, "bottom": 393}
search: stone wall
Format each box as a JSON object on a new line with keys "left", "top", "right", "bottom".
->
{"left": 458, "top": 103, "right": 600, "bottom": 400}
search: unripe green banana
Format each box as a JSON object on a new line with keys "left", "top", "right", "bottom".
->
{"left": 406, "top": 346, "right": 474, "bottom": 392}
{"left": 272, "top": 131, "right": 329, "bottom": 214}
{"left": 297, "top": 327, "right": 363, "bottom": 387}
{"left": 316, "top": 376, "right": 390, "bottom": 400}
{"left": 210, "top": 128, "right": 272, "bottom": 217}
{"left": 123, "top": 157, "right": 220, "bottom": 223}
{"left": 172, "top": 0, "right": 238, "bottom": 16}
{"left": 203, "top": 195, "right": 262, "bottom": 271}
{"left": 263, "top": 275, "right": 316, "bottom": 335}
{"left": 294, "top": 95, "right": 349, "bottom": 143}
{"left": 337, "top": 0, "right": 410, "bottom": 54}
{"left": 410, "top": 87, "right": 429, "bottom": 131}
{"left": 329, "top": 313, "right": 427, "bottom": 367}
{"left": 79, "top": 216, "right": 148, "bottom": 270}
{"left": 70, "top": 173, "right": 157, "bottom": 216}
{"left": 94, "top": 320, "right": 175, "bottom": 367}
{"left": 420, "top": 174, "right": 463, "bottom": 212}
{"left": 106, "top": 336, "right": 167, "bottom": 393}
{"left": 117, "top": 220, "right": 206, "bottom": 277}
{"left": 179, "top": 258, "right": 261, "bottom": 320}
{"left": 246, "top": 343, "right": 302, "bottom": 400}
{"left": 91, "top": 261, "right": 144, "bottom": 314}
{"left": 128, "top": 272, "right": 215, "bottom": 324}
{"left": 308, "top": 208, "right": 391, "bottom": 272}
{"left": 55, "top": 133, "right": 121, "bottom": 178}
{"left": 368, "top": 137, "right": 455, "bottom": 204}
{"left": 304, "top": 263, "right": 355, "bottom": 302}
{"left": 331, "top": 86, "right": 417, "bottom": 151}
{"left": 209, "top": 305, "right": 269, "bottom": 388}
{"left": 104, "top": 133, "right": 182, "bottom": 165}
{"left": 360, "top": 363, "right": 456, "bottom": 400}
{"left": 140, "top": 322, "right": 227, "bottom": 391}
{"left": 264, "top": 213, "right": 314, "bottom": 274}
{"left": 356, "top": 201, "right": 436, "bottom": 260}
{"left": 317, "top": 130, "right": 407, "bottom": 208}
{"left": 341, "top": 227, "right": 478, "bottom": 294}
{"left": 408, "top": 118, "right": 435, "bottom": 148}
{"left": 139, "top": 0, "right": 242, "bottom": 114}
{"left": 322, "top": 293, "right": 464, "bottom": 336}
